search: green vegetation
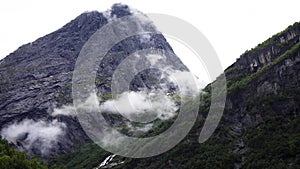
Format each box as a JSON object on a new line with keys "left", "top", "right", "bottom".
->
{"left": 241, "top": 91, "right": 300, "bottom": 169}
{"left": 0, "top": 137, "right": 47, "bottom": 169}
{"left": 243, "top": 117, "right": 300, "bottom": 169}
{"left": 49, "top": 142, "right": 110, "bottom": 169}
{"left": 224, "top": 67, "right": 238, "bottom": 74}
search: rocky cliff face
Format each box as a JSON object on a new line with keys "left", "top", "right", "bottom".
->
{"left": 227, "top": 23, "right": 300, "bottom": 75}
{"left": 222, "top": 22, "right": 300, "bottom": 168}
{"left": 0, "top": 4, "right": 187, "bottom": 159}
{"left": 224, "top": 22, "right": 300, "bottom": 128}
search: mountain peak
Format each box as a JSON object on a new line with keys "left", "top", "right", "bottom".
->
{"left": 0, "top": 3, "right": 186, "bottom": 159}
{"left": 110, "top": 3, "right": 132, "bottom": 18}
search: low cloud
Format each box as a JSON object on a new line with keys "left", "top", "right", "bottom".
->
{"left": 1, "top": 119, "right": 66, "bottom": 156}
{"left": 168, "top": 70, "right": 205, "bottom": 96}
{"left": 51, "top": 94, "right": 99, "bottom": 117}
{"left": 147, "top": 54, "right": 163, "bottom": 65}
{"left": 100, "top": 90, "right": 178, "bottom": 122}
{"left": 52, "top": 105, "right": 76, "bottom": 116}
{"left": 127, "top": 122, "right": 153, "bottom": 132}
{"left": 52, "top": 90, "right": 179, "bottom": 123}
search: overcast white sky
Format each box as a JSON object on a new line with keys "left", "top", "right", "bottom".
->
{"left": 0, "top": 0, "right": 300, "bottom": 82}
